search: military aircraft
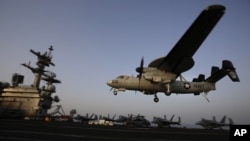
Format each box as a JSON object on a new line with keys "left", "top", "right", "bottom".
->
{"left": 72, "top": 113, "right": 98, "bottom": 123}
{"left": 126, "top": 114, "right": 151, "bottom": 127}
{"left": 116, "top": 115, "right": 130, "bottom": 123}
{"left": 100, "top": 114, "right": 116, "bottom": 122}
{"left": 152, "top": 114, "right": 181, "bottom": 127}
{"left": 106, "top": 5, "right": 240, "bottom": 102}
{"left": 195, "top": 116, "right": 234, "bottom": 129}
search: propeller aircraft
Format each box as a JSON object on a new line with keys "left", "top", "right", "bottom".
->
{"left": 107, "top": 5, "right": 240, "bottom": 102}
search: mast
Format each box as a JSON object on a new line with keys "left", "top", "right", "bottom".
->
{"left": 21, "top": 46, "right": 61, "bottom": 116}
{"left": 21, "top": 46, "right": 56, "bottom": 89}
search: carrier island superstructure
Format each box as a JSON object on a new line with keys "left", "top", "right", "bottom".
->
{"left": 0, "top": 46, "right": 61, "bottom": 118}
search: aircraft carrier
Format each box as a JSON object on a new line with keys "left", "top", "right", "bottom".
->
{"left": 0, "top": 46, "right": 61, "bottom": 118}
{"left": 0, "top": 119, "right": 229, "bottom": 141}
{"left": 0, "top": 47, "right": 230, "bottom": 140}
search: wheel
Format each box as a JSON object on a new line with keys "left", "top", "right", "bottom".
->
{"left": 113, "top": 91, "right": 117, "bottom": 95}
{"left": 154, "top": 97, "right": 159, "bottom": 103}
{"left": 165, "top": 92, "right": 171, "bottom": 96}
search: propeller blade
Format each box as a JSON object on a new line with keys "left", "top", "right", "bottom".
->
{"left": 136, "top": 57, "right": 144, "bottom": 75}
{"left": 136, "top": 57, "right": 144, "bottom": 90}
{"left": 140, "top": 57, "right": 144, "bottom": 69}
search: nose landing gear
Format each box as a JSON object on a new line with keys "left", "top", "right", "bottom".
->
{"left": 113, "top": 91, "right": 117, "bottom": 95}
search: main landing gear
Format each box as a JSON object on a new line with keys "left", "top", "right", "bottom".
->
{"left": 165, "top": 83, "right": 171, "bottom": 94}
{"left": 154, "top": 94, "right": 159, "bottom": 103}
{"left": 153, "top": 82, "right": 171, "bottom": 103}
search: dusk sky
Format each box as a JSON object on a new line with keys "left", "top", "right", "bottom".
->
{"left": 1, "top": 0, "right": 249, "bottom": 127}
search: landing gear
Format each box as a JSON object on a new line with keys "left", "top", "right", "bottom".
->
{"left": 154, "top": 94, "right": 159, "bottom": 103}
{"left": 154, "top": 97, "right": 159, "bottom": 102}
{"left": 113, "top": 91, "right": 117, "bottom": 95}
{"left": 165, "top": 83, "right": 171, "bottom": 94}
{"left": 201, "top": 92, "right": 210, "bottom": 102}
{"left": 165, "top": 92, "right": 171, "bottom": 96}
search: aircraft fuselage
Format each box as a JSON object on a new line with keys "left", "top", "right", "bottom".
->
{"left": 107, "top": 75, "right": 215, "bottom": 95}
{"left": 195, "top": 119, "right": 228, "bottom": 129}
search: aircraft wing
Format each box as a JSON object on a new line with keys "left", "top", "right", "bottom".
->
{"left": 148, "top": 5, "right": 225, "bottom": 75}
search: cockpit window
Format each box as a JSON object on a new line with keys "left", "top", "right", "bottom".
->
{"left": 117, "top": 76, "right": 124, "bottom": 79}
{"left": 116, "top": 75, "right": 129, "bottom": 79}
{"left": 112, "top": 80, "right": 118, "bottom": 83}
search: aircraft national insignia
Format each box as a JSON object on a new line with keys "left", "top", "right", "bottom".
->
{"left": 184, "top": 83, "right": 191, "bottom": 89}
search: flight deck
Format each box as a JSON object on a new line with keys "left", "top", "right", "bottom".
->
{"left": 0, "top": 119, "right": 229, "bottom": 141}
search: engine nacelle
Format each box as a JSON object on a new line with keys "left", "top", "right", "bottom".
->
{"left": 153, "top": 76, "right": 162, "bottom": 82}
{"left": 144, "top": 75, "right": 153, "bottom": 81}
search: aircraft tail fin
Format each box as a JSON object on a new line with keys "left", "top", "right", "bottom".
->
{"left": 212, "top": 116, "right": 216, "bottom": 122}
{"left": 170, "top": 114, "right": 175, "bottom": 121}
{"left": 192, "top": 74, "right": 205, "bottom": 82}
{"left": 178, "top": 117, "right": 181, "bottom": 124}
{"left": 89, "top": 113, "right": 94, "bottom": 118}
{"left": 112, "top": 114, "right": 116, "bottom": 120}
{"left": 205, "top": 60, "right": 240, "bottom": 83}
{"left": 220, "top": 116, "right": 226, "bottom": 123}
{"left": 228, "top": 118, "right": 234, "bottom": 125}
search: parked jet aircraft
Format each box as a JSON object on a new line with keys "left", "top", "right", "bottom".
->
{"left": 196, "top": 116, "right": 234, "bottom": 129}
{"left": 107, "top": 5, "right": 240, "bottom": 102}
{"left": 113, "top": 115, "right": 130, "bottom": 126}
{"left": 116, "top": 115, "right": 129, "bottom": 123}
{"left": 126, "top": 114, "right": 151, "bottom": 127}
{"left": 73, "top": 113, "right": 98, "bottom": 123}
{"left": 152, "top": 114, "right": 181, "bottom": 127}
{"left": 100, "top": 114, "right": 116, "bottom": 121}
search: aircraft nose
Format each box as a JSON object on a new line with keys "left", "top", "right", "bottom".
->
{"left": 106, "top": 80, "right": 112, "bottom": 86}
{"left": 195, "top": 121, "right": 201, "bottom": 125}
{"left": 107, "top": 79, "right": 118, "bottom": 87}
{"left": 106, "top": 80, "right": 114, "bottom": 86}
